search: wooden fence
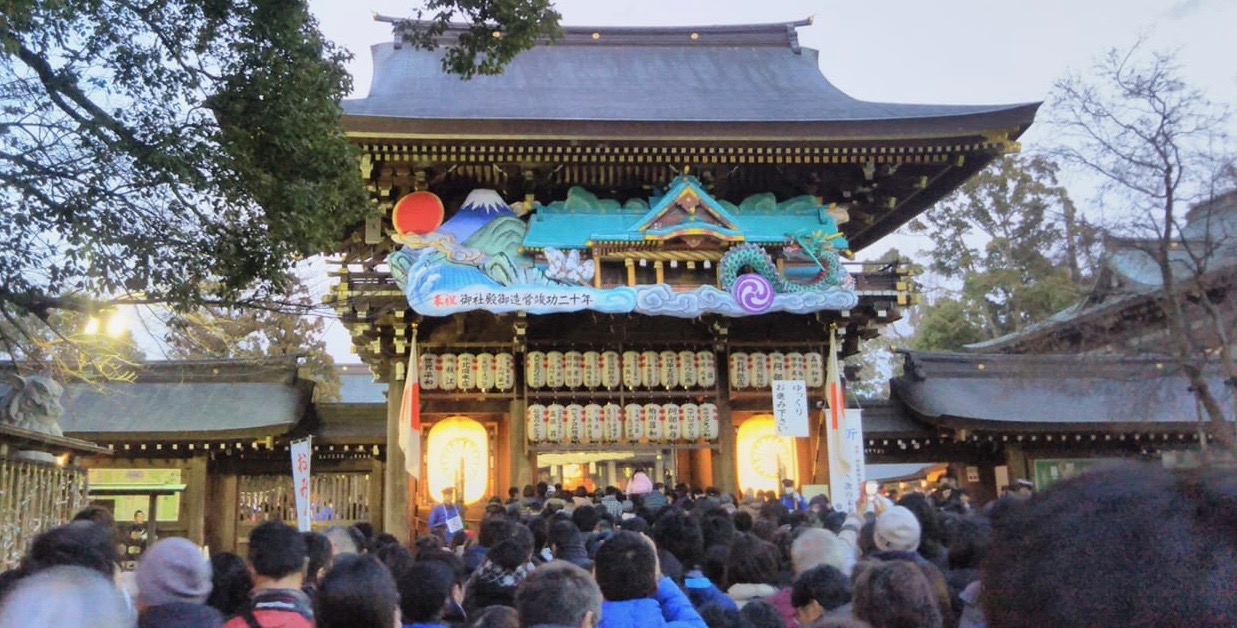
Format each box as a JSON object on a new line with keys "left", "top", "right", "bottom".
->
{"left": 0, "top": 456, "right": 90, "bottom": 570}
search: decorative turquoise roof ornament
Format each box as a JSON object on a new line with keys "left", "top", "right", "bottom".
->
{"left": 388, "top": 178, "right": 857, "bottom": 318}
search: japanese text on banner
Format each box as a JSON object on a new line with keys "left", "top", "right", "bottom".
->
{"left": 290, "top": 438, "right": 313, "bottom": 532}
{"left": 772, "top": 380, "right": 810, "bottom": 437}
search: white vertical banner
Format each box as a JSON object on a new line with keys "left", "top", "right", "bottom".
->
{"left": 773, "top": 380, "right": 810, "bottom": 437}
{"left": 828, "top": 409, "right": 865, "bottom": 512}
{"left": 291, "top": 437, "right": 313, "bottom": 532}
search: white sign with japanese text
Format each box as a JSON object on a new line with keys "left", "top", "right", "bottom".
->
{"left": 772, "top": 380, "right": 810, "bottom": 437}
{"left": 828, "top": 409, "right": 866, "bottom": 512}
{"left": 291, "top": 437, "right": 313, "bottom": 532}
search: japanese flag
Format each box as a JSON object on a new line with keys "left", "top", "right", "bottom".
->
{"left": 398, "top": 332, "right": 422, "bottom": 479}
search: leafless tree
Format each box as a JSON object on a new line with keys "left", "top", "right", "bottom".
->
{"left": 1051, "top": 41, "right": 1237, "bottom": 452}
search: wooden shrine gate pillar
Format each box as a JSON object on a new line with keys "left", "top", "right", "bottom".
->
{"left": 510, "top": 398, "right": 533, "bottom": 488}
{"left": 385, "top": 374, "right": 412, "bottom": 543}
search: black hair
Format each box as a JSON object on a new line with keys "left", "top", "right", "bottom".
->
{"left": 353, "top": 522, "right": 375, "bottom": 542}
{"left": 247, "top": 520, "right": 307, "bottom": 579}
{"left": 703, "top": 543, "right": 730, "bottom": 589}
{"left": 791, "top": 564, "right": 852, "bottom": 612}
{"left": 346, "top": 526, "right": 367, "bottom": 553}
{"left": 418, "top": 547, "right": 468, "bottom": 585}
{"left": 469, "top": 604, "right": 520, "bottom": 627}
{"left": 370, "top": 532, "right": 400, "bottom": 553}
{"left": 23, "top": 521, "right": 116, "bottom": 578}
{"left": 415, "top": 534, "right": 444, "bottom": 555}
{"left": 650, "top": 509, "right": 704, "bottom": 569}
{"left": 526, "top": 515, "right": 549, "bottom": 554}
{"left": 374, "top": 543, "right": 415, "bottom": 581}
{"left": 523, "top": 484, "right": 536, "bottom": 498}
{"left": 593, "top": 531, "right": 658, "bottom": 601}
{"left": 395, "top": 560, "right": 454, "bottom": 623}
{"left": 984, "top": 461, "right": 1237, "bottom": 626}
{"left": 316, "top": 554, "right": 400, "bottom": 628}
{"left": 897, "top": 492, "right": 946, "bottom": 561}
{"left": 725, "top": 532, "right": 780, "bottom": 586}
{"left": 946, "top": 515, "right": 991, "bottom": 571}
{"left": 488, "top": 524, "right": 534, "bottom": 570}
{"left": 479, "top": 515, "right": 515, "bottom": 548}
{"left": 548, "top": 518, "right": 583, "bottom": 550}
{"left": 571, "top": 504, "right": 599, "bottom": 533}
{"left": 303, "top": 531, "right": 332, "bottom": 587}
{"left": 733, "top": 510, "right": 754, "bottom": 533}
{"left": 701, "top": 511, "right": 737, "bottom": 549}
{"left": 740, "top": 599, "right": 785, "bottom": 628}
{"left": 853, "top": 560, "right": 942, "bottom": 628}
{"left": 515, "top": 560, "right": 601, "bottom": 627}
{"left": 207, "top": 552, "right": 254, "bottom": 616}
{"left": 619, "top": 515, "right": 648, "bottom": 534}
{"left": 71, "top": 507, "right": 114, "bottom": 528}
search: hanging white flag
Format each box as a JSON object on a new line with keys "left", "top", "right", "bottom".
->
{"left": 290, "top": 437, "right": 313, "bottom": 532}
{"left": 398, "top": 327, "right": 423, "bottom": 479}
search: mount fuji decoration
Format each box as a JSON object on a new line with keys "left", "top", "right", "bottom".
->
{"left": 387, "top": 178, "right": 858, "bottom": 318}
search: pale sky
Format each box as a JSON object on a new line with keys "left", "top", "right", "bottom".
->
{"left": 303, "top": 0, "right": 1237, "bottom": 361}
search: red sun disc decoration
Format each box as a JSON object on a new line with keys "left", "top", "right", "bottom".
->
{"left": 391, "top": 191, "right": 445, "bottom": 235}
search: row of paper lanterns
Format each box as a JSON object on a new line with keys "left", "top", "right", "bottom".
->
{"left": 729, "top": 352, "right": 826, "bottom": 389}
{"left": 418, "top": 353, "right": 516, "bottom": 392}
{"left": 525, "top": 350, "right": 718, "bottom": 390}
{"left": 527, "top": 402, "right": 721, "bottom": 443}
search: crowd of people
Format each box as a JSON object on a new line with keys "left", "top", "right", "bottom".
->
{"left": 1, "top": 460, "right": 1235, "bottom": 627}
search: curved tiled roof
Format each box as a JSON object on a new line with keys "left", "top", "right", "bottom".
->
{"left": 344, "top": 19, "right": 1038, "bottom": 134}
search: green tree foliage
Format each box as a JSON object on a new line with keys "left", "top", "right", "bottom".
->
{"left": 0, "top": 0, "right": 367, "bottom": 331}
{"left": 160, "top": 278, "right": 340, "bottom": 401}
{"left": 402, "top": 0, "right": 563, "bottom": 78}
{"left": 908, "top": 155, "right": 1095, "bottom": 349}
{"left": 0, "top": 307, "right": 144, "bottom": 384}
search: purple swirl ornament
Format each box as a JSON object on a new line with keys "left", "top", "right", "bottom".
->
{"left": 732, "top": 273, "right": 774, "bottom": 313}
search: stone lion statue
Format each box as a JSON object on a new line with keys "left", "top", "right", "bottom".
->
{"left": 0, "top": 374, "right": 65, "bottom": 437}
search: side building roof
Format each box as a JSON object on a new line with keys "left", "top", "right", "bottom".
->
{"left": 891, "top": 351, "right": 1222, "bottom": 433}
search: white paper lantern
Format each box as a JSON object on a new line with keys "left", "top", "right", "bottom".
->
{"left": 805, "top": 352, "right": 825, "bottom": 387}
{"left": 643, "top": 403, "right": 664, "bottom": 441}
{"left": 787, "top": 352, "right": 806, "bottom": 383}
{"left": 582, "top": 351, "right": 602, "bottom": 389}
{"left": 476, "top": 352, "right": 496, "bottom": 391}
{"left": 603, "top": 403, "right": 623, "bottom": 442}
{"left": 526, "top": 404, "right": 547, "bottom": 442}
{"left": 621, "top": 351, "right": 641, "bottom": 389}
{"left": 663, "top": 404, "right": 682, "bottom": 441}
{"left": 545, "top": 403, "right": 565, "bottom": 442}
{"left": 729, "top": 352, "right": 750, "bottom": 389}
{"left": 681, "top": 403, "right": 701, "bottom": 440}
{"left": 749, "top": 352, "right": 769, "bottom": 389}
{"left": 700, "top": 403, "right": 720, "bottom": 440}
{"left": 658, "top": 351, "right": 679, "bottom": 389}
{"left": 678, "top": 350, "right": 698, "bottom": 389}
{"left": 439, "top": 354, "right": 458, "bottom": 391}
{"left": 697, "top": 351, "right": 716, "bottom": 388}
{"left": 525, "top": 351, "right": 546, "bottom": 389}
{"left": 624, "top": 403, "right": 644, "bottom": 441}
{"left": 564, "top": 404, "right": 584, "bottom": 444}
{"left": 545, "top": 351, "right": 565, "bottom": 388}
{"left": 585, "top": 404, "right": 605, "bottom": 442}
{"left": 640, "top": 351, "right": 659, "bottom": 388}
{"left": 600, "top": 351, "right": 622, "bottom": 389}
{"left": 419, "top": 353, "right": 439, "bottom": 390}
{"left": 456, "top": 353, "right": 476, "bottom": 390}
{"left": 563, "top": 351, "right": 583, "bottom": 388}
{"left": 767, "top": 351, "right": 786, "bottom": 383}
{"left": 495, "top": 353, "right": 515, "bottom": 391}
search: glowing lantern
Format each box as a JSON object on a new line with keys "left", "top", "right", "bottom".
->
{"left": 697, "top": 351, "right": 716, "bottom": 388}
{"left": 678, "top": 350, "right": 697, "bottom": 389}
{"left": 768, "top": 352, "right": 786, "bottom": 382}
{"left": 495, "top": 353, "right": 515, "bottom": 391}
{"left": 426, "top": 416, "right": 488, "bottom": 504}
{"left": 621, "top": 351, "right": 640, "bottom": 389}
{"left": 736, "top": 414, "right": 798, "bottom": 494}
{"left": 391, "top": 191, "right": 445, "bottom": 236}
{"left": 729, "top": 352, "right": 749, "bottom": 389}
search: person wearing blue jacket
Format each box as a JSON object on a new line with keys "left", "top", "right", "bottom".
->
{"left": 650, "top": 509, "right": 737, "bottom": 613}
{"left": 594, "top": 531, "right": 707, "bottom": 628}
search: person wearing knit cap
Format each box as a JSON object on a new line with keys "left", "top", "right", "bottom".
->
{"left": 873, "top": 505, "right": 922, "bottom": 554}
{"left": 136, "top": 537, "right": 223, "bottom": 628}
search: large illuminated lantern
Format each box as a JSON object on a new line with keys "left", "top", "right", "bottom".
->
{"left": 426, "top": 416, "right": 488, "bottom": 504}
{"left": 736, "top": 415, "right": 798, "bottom": 494}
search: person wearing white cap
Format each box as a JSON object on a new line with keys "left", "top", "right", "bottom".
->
{"left": 872, "top": 506, "right": 922, "bottom": 555}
